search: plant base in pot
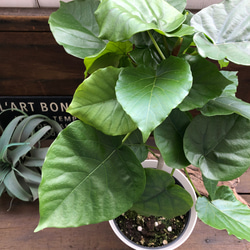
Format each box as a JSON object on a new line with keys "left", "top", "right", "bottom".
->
{"left": 109, "top": 159, "right": 197, "bottom": 250}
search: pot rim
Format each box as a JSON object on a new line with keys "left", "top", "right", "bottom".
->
{"left": 109, "top": 159, "right": 197, "bottom": 250}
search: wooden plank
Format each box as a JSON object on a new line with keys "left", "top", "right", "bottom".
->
{"left": 0, "top": 31, "right": 83, "bottom": 96}
{"left": 178, "top": 218, "right": 250, "bottom": 250}
{"left": 236, "top": 169, "right": 250, "bottom": 194}
{"left": 0, "top": 194, "right": 128, "bottom": 250}
{"left": 0, "top": 8, "right": 54, "bottom": 32}
{"left": 1, "top": 194, "right": 250, "bottom": 249}
{"left": 0, "top": 8, "right": 54, "bottom": 16}
{"left": 0, "top": 15, "right": 50, "bottom": 31}
{"left": 241, "top": 194, "right": 250, "bottom": 204}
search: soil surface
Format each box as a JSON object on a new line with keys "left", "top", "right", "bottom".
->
{"left": 115, "top": 210, "right": 187, "bottom": 248}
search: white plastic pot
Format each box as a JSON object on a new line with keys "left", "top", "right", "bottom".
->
{"left": 109, "top": 159, "right": 197, "bottom": 250}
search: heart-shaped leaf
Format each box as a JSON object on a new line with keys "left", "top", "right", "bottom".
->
{"left": 67, "top": 67, "right": 137, "bottom": 136}
{"left": 35, "top": 120, "right": 145, "bottom": 231}
{"left": 154, "top": 109, "right": 191, "bottom": 169}
{"left": 49, "top": 0, "right": 106, "bottom": 59}
{"left": 196, "top": 196, "right": 250, "bottom": 241}
{"left": 116, "top": 56, "right": 192, "bottom": 141}
{"left": 191, "top": 0, "right": 250, "bottom": 65}
{"left": 84, "top": 41, "right": 133, "bottom": 76}
{"left": 184, "top": 114, "right": 250, "bottom": 181}
{"left": 178, "top": 55, "right": 233, "bottom": 111}
{"left": 132, "top": 168, "right": 193, "bottom": 218}
{"left": 95, "top": 0, "right": 185, "bottom": 41}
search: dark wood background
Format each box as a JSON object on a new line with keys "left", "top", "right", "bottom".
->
{"left": 0, "top": 8, "right": 250, "bottom": 250}
{"left": 0, "top": 8, "right": 250, "bottom": 100}
{"left": 0, "top": 8, "right": 83, "bottom": 96}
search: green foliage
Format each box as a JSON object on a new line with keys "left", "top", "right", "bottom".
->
{"left": 196, "top": 195, "right": 250, "bottom": 241}
{"left": 191, "top": 0, "right": 250, "bottom": 65}
{"left": 184, "top": 114, "right": 250, "bottom": 181}
{"left": 0, "top": 110, "right": 61, "bottom": 202}
{"left": 37, "top": 0, "right": 250, "bottom": 242}
{"left": 35, "top": 120, "right": 145, "bottom": 231}
{"left": 131, "top": 168, "right": 193, "bottom": 218}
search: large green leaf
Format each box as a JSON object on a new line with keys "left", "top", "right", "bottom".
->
{"left": 116, "top": 56, "right": 192, "bottom": 142}
{"left": 35, "top": 120, "right": 145, "bottom": 231}
{"left": 184, "top": 114, "right": 250, "bottom": 181}
{"left": 84, "top": 41, "right": 133, "bottom": 76}
{"left": 178, "top": 55, "right": 233, "bottom": 111}
{"left": 201, "top": 96, "right": 250, "bottom": 119}
{"left": 191, "top": 0, "right": 250, "bottom": 65}
{"left": 154, "top": 109, "right": 191, "bottom": 169}
{"left": 67, "top": 67, "right": 137, "bottom": 136}
{"left": 132, "top": 168, "right": 193, "bottom": 218}
{"left": 196, "top": 196, "right": 250, "bottom": 241}
{"left": 95, "top": 0, "right": 186, "bottom": 41}
{"left": 49, "top": 0, "right": 106, "bottom": 59}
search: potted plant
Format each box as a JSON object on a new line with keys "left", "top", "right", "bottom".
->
{"left": 0, "top": 109, "right": 62, "bottom": 205}
{"left": 109, "top": 159, "right": 198, "bottom": 249}
{"left": 35, "top": 0, "right": 250, "bottom": 248}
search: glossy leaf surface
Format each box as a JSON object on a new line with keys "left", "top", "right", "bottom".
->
{"left": 178, "top": 55, "right": 233, "bottom": 111}
{"left": 191, "top": 0, "right": 250, "bottom": 65}
{"left": 132, "top": 168, "right": 193, "bottom": 218}
{"left": 116, "top": 56, "right": 192, "bottom": 141}
{"left": 49, "top": 0, "right": 105, "bottom": 59}
{"left": 196, "top": 195, "right": 250, "bottom": 241}
{"left": 84, "top": 41, "right": 133, "bottom": 76}
{"left": 184, "top": 114, "right": 250, "bottom": 181}
{"left": 67, "top": 67, "right": 137, "bottom": 136}
{"left": 95, "top": 0, "right": 185, "bottom": 41}
{"left": 154, "top": 109, "right": 190, "bottom": 169}
{"left": 201, "top": 96, "right": 250, "bottom": 120}
{"left": 36, "top": 120, "right": 145, "bottom": 231}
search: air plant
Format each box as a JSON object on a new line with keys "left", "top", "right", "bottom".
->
{"left": 0, "top": 110, "right": 62, "bottom": 203}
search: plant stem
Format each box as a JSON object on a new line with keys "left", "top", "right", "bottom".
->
{"left": 147, "top": 31, "right": 166, "bottom": 60}
{"left": 170, "top": 168, "right": 175, "bottom": 176}
{"left": 148, "top": 149, "right": 160, "bottom": 160}
{"left": 184, "top": 168, "right": 202, "bottom": 197}
{"left": 156, "top": 154, "right": 164, "bottom": 170}
{"left": 146, "top": 144, "right": 159, "bottom": 151}
{"left": 172, "top": 37, "right": 183, "bottom": 56}
{"left": 121, "top": 132, "right": 132, "bottom": 145}
{"left": 162, "top": 36, "right": 170, "bottom": 56}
